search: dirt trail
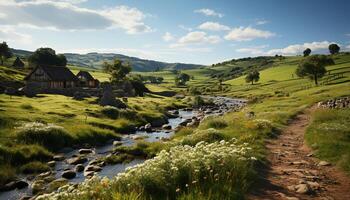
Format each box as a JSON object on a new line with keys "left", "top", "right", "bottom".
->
{"left": 248, "top": 107, "right": 350, "bottom": 200}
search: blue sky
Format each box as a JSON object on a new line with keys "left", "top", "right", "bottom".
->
{"left": 0, "top": 0, "right": 349, "bottom": 65}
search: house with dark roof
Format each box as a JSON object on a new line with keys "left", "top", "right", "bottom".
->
{"left": 24, "top": 65, "right": 79, "bottom": 89}
{"left": 76, "top": 70, "right": 99, "bottom": 88}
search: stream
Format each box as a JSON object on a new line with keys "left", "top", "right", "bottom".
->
{"left": 0, "top": 96, "right": 246, "bottom": 200}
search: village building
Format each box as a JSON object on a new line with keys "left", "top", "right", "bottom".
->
{"left": 76, "top": 70, "right": 100, "bottom": 88}
{"left": 24, "top": 65, "right": 79, "bottom": 89}
{"left": 12, "top": 57, "right": 24, "bottom": 68}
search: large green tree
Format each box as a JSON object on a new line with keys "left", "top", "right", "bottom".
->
{"left": 175, "top": 73, "right": 190, "bottom": 86}
{"left": 103, "top": 59, "right": 131, "bottom": 82}
{"left": 0, "top": 42, "right": 12, "bottom": 65}
{"left": 296, "top": 55, "right": 334, "bottom": 85}
{"left": 245, "top": 70, "right": 260, "bottom": 85}
{"left": 28, "top": 48, "right": 67, "bottom": 67}
{"left": 328, "top": 44, "right": 340, "bottom": 55}
{"left": 303, "top": 48, "right": 311, "bottom": 57}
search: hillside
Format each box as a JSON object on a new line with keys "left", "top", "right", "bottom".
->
{"left": 11, "top": 49, "right": 203, "bottom": 72}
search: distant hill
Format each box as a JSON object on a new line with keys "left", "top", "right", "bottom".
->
{"left": 11, "top": 49, "right": 203, "bottom": 72}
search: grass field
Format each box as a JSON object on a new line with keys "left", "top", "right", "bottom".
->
{"left": 1, "top": 53, "right": 350, "bottom": 199}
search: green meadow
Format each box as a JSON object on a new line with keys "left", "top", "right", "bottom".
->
{"left": 1, "top": 53, "right": 350, "bottom": 199}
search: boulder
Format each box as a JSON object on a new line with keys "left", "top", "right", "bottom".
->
{"left": 99, "top": 86, "right": 127, "bottom": 108}
{"left": 37, "top": 171, "right": 52, "bottom": 179}
{"left": 1, "top": 180, "right": 28, "bottom": 191}
{"left": 19, "top": 196, "right": 32, "bottom": 200}
{"left": 85, "top": 165, "right": 102, "bottom": 172}
{"left": 162, "top": 124, "right": 172, "bottom": 130}
{"left": 318, "top": 161, "right": 331, "bottom": 166}
{"left": 145, "top": 123, "right": 152, "bottom": 132}
{"left": 53, "top": 155, "right": 65, "bottom": 161}
{"left": 138, "top": 126, "right": 145, "bottom": 131}
{"left": 67, "top": 157, "right": 88, "bottom": 165}
{"left": 84, "top": 171, "right": 95, "bottom": 177}
{"left": 14, "top": 180, "right": 29, "bottom": 189}
{"left": 295, "top": 184, "right": 310, "bottom": 194}
{"left": 75, "top": 164, "right": 85, "bottom": 172}
{"left": 47, "top": 161, "right": 56, "bottom": 167}
{"left": 48, "top": 178, "right": 68, "bottom": 191}
{"left": 150, "top": 117, "right": 168, "bottom": 127}
{"left": 62, "top": 170, "right": 76, "bottom": 179}
{"left": 78, "top": 149, "right": 94, "bottom": 154}
{"left": 32, "top": 180, "right": 45, "bottom": 194}
{"left": 113, "top": 141, "right": 123, "bottom": 146}
{"left": 179, "top": 119, "right": 192, "bottom": 126}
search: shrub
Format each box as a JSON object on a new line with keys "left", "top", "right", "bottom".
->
{"left": 16, "top": 122, "right": 73, "bottom": 151}
{"left": 20, "top": 103, "right": 34, "bottom": 110}
{"left": 101, "top": 106, "right": 119, "bottom": 119}
{"left": 20, "top": 161, "right": 50, "bottom": 174}
{"left": 203, "top": 118, "right": 228, "bottom": 129}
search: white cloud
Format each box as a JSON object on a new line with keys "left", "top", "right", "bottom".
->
{"left": 224, "top": 26, "right": 275, "bottom": 41}
{"left": 346, "top": 33, "right": 350, "bottom": 37}
{"left": 198, "top": 22, "right": 230, "bottom": 31}
{"left": 171, "top": 31, "right": 221, "bottom": 47}
{"left": 178, "top": 24, "right": 192, "bottom": 32}
{"left": 266, "top": 41, "right": 334, "bottom": 55}
{"left": 0, "top": 0, "right": 152, "bottom": 34}
{"left": 256, "top": 20, "right": 269, "bottom": 25}
{"left": 194, "top": 8, "right": 223, "bottom": 18}
{"left": 162, "top": 32, "right": 174, "bottom": 42}
{"left": 0, "top": 27, "right": 32, "bottom": 45}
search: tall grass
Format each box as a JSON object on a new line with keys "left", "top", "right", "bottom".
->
{"left": 16, "top": 122, "right": 73, "bottom": 151}
{"left": 305, "top": 108, "right": 350, "bottom": 173}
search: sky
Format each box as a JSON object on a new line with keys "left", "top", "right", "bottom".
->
{"left": 0, "top": 0, "right": 350, "bottom": 65}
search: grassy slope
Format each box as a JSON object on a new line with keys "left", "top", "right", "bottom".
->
{"left": 0, "top": 69, "right": 187, "bottom": 185}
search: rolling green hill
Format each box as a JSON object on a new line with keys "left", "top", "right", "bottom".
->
{"left": 11, "top": 49, "right": 203, "bottom": 72}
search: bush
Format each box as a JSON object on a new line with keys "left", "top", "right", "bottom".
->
{"left": 16, "top": 122, "right": 73, "bottom": 151}
{"left": 203, "top": 118, "right": 228, "bottom": 129}
{"left": 20, "top": 161, "right": 50, "bottom": 174}
{"left": 101, "top": 106, "right": 120, "bottom": 119}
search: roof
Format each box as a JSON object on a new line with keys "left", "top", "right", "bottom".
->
{"left": 24, "top": 65, "right": 79, "bottom": 82}
{"left": 76, "top": 70, "right": 95, "bottom": 81}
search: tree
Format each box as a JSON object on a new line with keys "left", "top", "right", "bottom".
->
{"left": 103, "top": 59, "right": 131, "bottom": 82}
{"left": 303, "top": 48, "right": 311, "bottom": 57}
{"left": 296, "top": 55, "right": 334, "bottom": 85}
{"left": 245, "top": 70, "right": 260, "bottom": 85}
{"left": 329, "top": 44, "right": 340, "bottom": 55}
{"left": 175, "top": 73, "right": 190, "bottom": 86}
{"left": 28, "top": 48, "right": 67, "bottom": 67}
{"left": 0, "top": 42, "right": 12, "bottom": 65}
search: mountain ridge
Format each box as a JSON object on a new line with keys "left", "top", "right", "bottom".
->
{"left": 11, "top": 48, "right": 204, "bottom": 72}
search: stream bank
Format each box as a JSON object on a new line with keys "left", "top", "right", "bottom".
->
{"left": 0, "top": 96, "right": 246, "bottom": 200}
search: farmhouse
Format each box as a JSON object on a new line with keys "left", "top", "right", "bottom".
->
{"left": 24, "top": 65, "right": 79, "bottom": 89}
{"left": 76, "top": 70, "right": 100, "bottom": 88}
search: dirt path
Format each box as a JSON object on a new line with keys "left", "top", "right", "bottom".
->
{"left": 248, "top": 107, "right": 350, "bottom": 200}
